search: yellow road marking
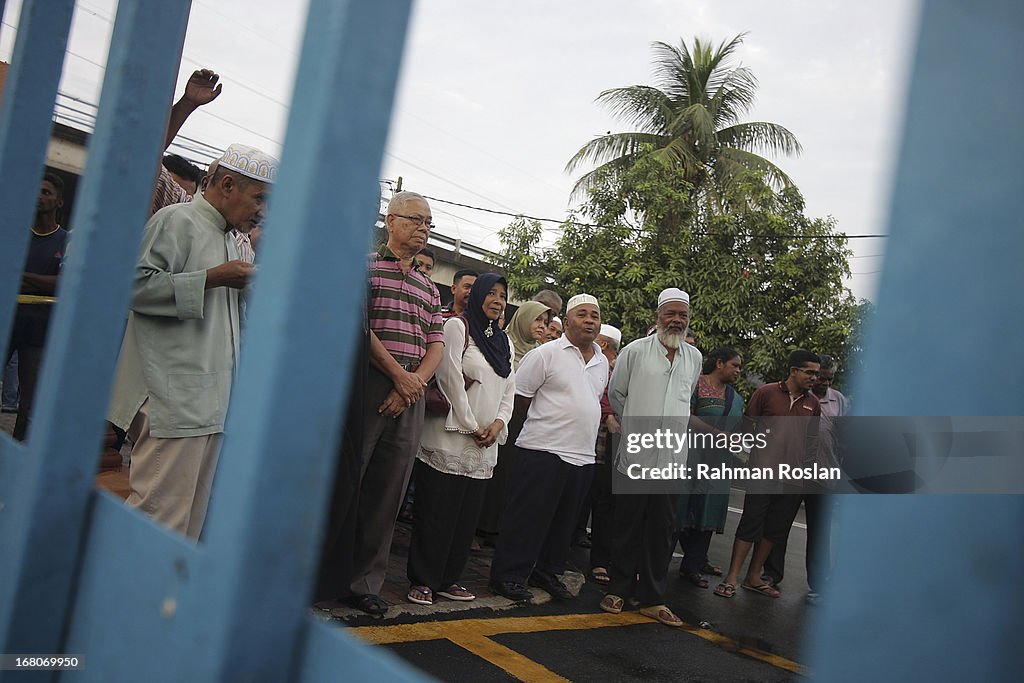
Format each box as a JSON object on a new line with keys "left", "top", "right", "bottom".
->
{"left": 349, "top": 611, "right": 808, "bottom": 677}
{"left": 449, "top": 633, "right": 571, "bottom": 683}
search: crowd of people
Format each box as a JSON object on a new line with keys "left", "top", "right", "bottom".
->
{"left": 4, "top": 68, "right": 851, "bottom": 631}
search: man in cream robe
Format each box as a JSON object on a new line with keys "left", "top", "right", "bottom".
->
{"left": 108, "top": 144, "right": 276, "bottom": 538}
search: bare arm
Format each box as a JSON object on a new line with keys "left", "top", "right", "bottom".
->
{"left": 164, "top": 69, "right": 222, "bottom": 150}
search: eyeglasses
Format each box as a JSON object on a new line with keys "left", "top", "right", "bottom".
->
{"left": 793, "top": 367, "right": 820, "bottom": 377}
{"left": 391, "top": 213, "right": 435, "bottom": 230}
{"left": 817, "top": 375, "right": 834, "bottom": 384}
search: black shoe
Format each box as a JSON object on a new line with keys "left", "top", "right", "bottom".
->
{"left": 489, "top": 580, "right": 533, "bottom": 602}
{"left": 343, "top": 593, "right": 388, "bottom": 616}
{"left": 528, "top": 569, "right": 574, "bottom": 601}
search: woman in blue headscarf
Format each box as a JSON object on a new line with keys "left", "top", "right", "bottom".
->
{"left": 407, "top": 273, "right": 516, "bottom": 605}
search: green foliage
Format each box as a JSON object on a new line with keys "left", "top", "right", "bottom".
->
{"left": 498, "top": 157, "right": 860, "bottom": 392}
{"left": 566, "top": 34, "right": 801, "bottom": 207}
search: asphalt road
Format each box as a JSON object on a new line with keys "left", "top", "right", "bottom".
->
{"left": 327, "top": 489, "right": 817, "bottom": 682}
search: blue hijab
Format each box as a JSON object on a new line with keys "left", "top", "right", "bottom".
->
{"left": 464, "top": 273, "right": 511, "bottom": 378}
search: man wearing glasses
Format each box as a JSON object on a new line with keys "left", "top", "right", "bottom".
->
{"left": 715, "top": 349, "right": 821, "bottom": 599}
{"left": 323, "top": 190, "right": 444, "bottom": 615}
{"left": 762, "top": 353, "right": 847, "bottom": 603}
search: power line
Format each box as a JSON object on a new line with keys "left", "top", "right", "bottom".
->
{"left": 418, "top": 194, "right": 889, "bottom": 241}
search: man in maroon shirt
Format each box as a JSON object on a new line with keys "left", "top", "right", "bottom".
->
{"left": 714, "top": 349, "right": 821, "bottom": 599}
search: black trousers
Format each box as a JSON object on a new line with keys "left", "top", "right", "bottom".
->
{"left": 678, "top": 528, "right": 714, "bottom": 574}
{"left": 588, "top": 462, "right": 615, "bottom": 569}
{"left": 607, "top": 493, "right": 678, "bottom": 606}
{"left": 763, "top": 493, "right": 833, "bottom": 591}
{"left": 316, "top": 330, "right": 368, "bottom": 602}
{"left": 407, "top": 463, "right": 487, "bottom": 591}
{"left": 4, "top": 327, "right": 44, "bottom": 442}
{"left": 490, "top": 448, "right": 593, "bottom": 584}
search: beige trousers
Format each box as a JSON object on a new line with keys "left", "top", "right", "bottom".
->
{"left": 126, "top": 399, "right": 223, "bottom": 539}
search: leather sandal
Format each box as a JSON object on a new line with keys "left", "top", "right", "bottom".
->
{"left": 639, "top": 605, "right": 683, "bottom": 627}
{"left": 599, "top": 594, "right": 624, "bottom": 614}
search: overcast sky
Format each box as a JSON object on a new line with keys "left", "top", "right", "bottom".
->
{"left": 1, "top": 0, "right": 923, "bottom": 301}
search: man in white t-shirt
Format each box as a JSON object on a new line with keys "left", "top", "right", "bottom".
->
{"left": 488, "top": 294, "right": 608, "bottom": 603}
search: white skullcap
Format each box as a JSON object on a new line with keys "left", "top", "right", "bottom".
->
{"left": 219, "top": 143, "right": 278, "bottom": 183}
{"left": 565, "top": 293, "right": 600, "bottom": 313}
{"left": 657, "top": 287, "right": 690, "bottom": 309}
{"left": 599, "top": 324, "right": 622, "bottom": 345}
{"left": 550, "top": 316, "right": 562, "bottom": 326}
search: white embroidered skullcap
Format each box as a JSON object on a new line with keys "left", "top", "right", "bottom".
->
{"left": 657, "top": 287, "right": 690, "bottom": 309}
{"left": 218, "top": 143, "right": 278, "bottom": 183}
{"left": 565, "top": 293, "right": 600, "bottom": 313}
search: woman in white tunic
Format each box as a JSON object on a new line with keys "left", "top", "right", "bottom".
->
{"left": 407, "top": 273, "right": 516, "bottom": 605}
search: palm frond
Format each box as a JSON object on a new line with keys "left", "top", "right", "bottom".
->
{"left": 715, "top": 147, "right": 795, "bottom": 190}
{"left": 707, "top": 66, "right": 759, "bottom": 126}
{"left": 565, "top": 131, "right": 668, "bottom": 174}
{"left": 717, "top": 122, "right": 802, "bottom": 158}
{"left": 595, "top": 86, "right": 673, "bottom": 133}
{"left": 567, "top": 152, "right": 646, "bottom": 202}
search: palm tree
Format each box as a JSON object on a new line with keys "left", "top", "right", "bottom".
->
{"left": 566, "top": 34, "right": 801, "bottom": 204}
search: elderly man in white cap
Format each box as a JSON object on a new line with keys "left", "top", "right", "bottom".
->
{"left": 488, "top": 293, "right": 608, "bottom": 603}
{"left": 598, "top": 287, "right": 702, "bottom": 627}
{"left": 108, "top": 143, "right": 277, "bottom": 539}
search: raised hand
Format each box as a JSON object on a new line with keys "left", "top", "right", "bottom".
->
{"left": 182, "top": 69, "right": 222, "bottom": 108}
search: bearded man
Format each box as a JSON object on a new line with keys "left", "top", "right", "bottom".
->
{"left": 599, "top": 288, "right": 702, "bottom": 627}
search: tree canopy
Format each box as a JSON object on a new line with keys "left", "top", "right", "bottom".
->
{"left": 566, "top": 34, "right": 801, "bottom": 208}
{"left": 500, "top": 156, "right": 861, "bottom": 388}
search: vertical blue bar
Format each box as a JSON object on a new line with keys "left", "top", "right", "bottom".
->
{"left": 809, "top": 0, "right": 1024, "bottom": 679}
{"left": 0, "top": 0, "right": 74, "bottom": 400}
{"left": 196, "top": 0, "right": 417, "bottom": 679}
{"left": 0, "top": 0, "right": 192, "bottom": 657}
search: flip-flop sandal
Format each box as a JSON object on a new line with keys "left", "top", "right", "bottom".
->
{"left": 741, "top": 582, "right": 780, "bottom": 598}
{"left": 639, "top": 605, "right": 683, "bottom": 627}
{"left": 407, "top": 585, "right": 433, "bottom": 605}
{"left": 713, "top": 582, "right": 736, "bottom": 598}
{"left": 437, "top": 584, "right": 475, "bottom": 601}
{"left": 590, "top": 568, "right": 611, "bottom": 585}
{"left": 702, "top": 563, "right": 724, "bottom": 576}
{"left": 681, "top": 571, "right": 709, "bottom": 588}
{"left": 599, "top": 594, "right": 624, "bottom": 614}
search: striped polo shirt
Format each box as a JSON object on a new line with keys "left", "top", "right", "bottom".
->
{"left": 369, "top": 245, "right": 444, "bottom": 366}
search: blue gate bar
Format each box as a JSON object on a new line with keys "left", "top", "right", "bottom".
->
{"left": 0, "top": 0, "right": 75, "bottom": 409}
{"left": 56, "top": 0, "right": 422, "bottom": 679}
{"left": 0, "top": 0, "right": 194, "bottom": 661}
{"left": 200, "top": 0, "right": 414, "bottom": 674}
{"left": 808, "top": 0, "right": 1024, "bottom": 679}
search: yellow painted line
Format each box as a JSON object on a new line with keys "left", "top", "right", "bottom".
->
{"left": 449, "top": 633, "right": 571, "bottom": 683}
{"left": 348, "top": 611, "right": 808, "bottom": 676}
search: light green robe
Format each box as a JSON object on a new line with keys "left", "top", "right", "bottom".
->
{"left": 609, "top": 334, "right": 702, "bottom": 474}
{"left": 108, "top": 193, "right": 241, "bottom": 438}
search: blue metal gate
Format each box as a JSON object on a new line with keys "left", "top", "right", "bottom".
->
{"left": 2, "top": 0, "right": 1023, "bottom": 681}
{"left": 0, "top": 0, "right": 421, "bottom": 680}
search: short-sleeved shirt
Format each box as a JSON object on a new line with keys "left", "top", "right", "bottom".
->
{"left": 746, "top": 381, "right": 821, "bottom": 469}
{"left": 368, "top": 245, "right": 444, "bottom": 367}
{"left": 515, "top": 336, "right": 609, "bottom": 466}
{"left": 15, "top": 228, "right": 69, "bottom": 344}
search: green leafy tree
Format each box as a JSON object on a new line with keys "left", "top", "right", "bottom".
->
{"left": 566, "top": 34, "right": 801, "bottom": 209}
{"left": 499, "top": 158, "right": 858, "bottom": 390}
